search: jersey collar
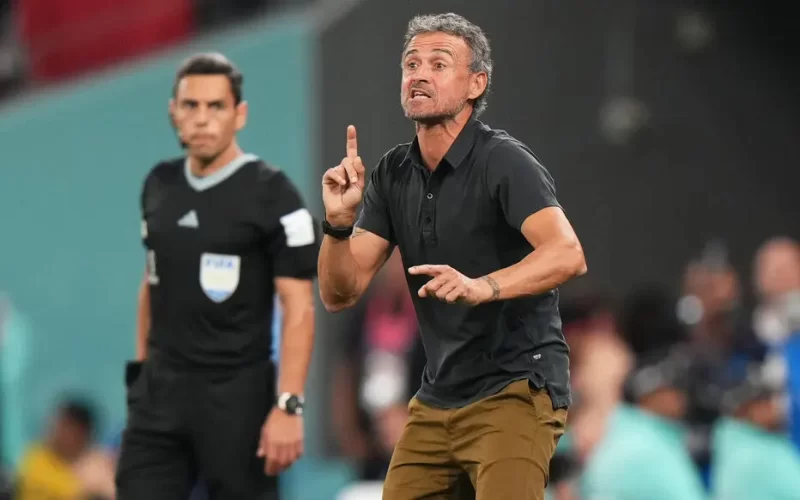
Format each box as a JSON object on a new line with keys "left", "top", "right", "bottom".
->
{"left": 184, "top": 153, "right": 259, "bottom": 192}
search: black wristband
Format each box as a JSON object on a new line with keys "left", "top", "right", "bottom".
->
{"left": 322, "top": 219, "right": 353, "bottom": 240}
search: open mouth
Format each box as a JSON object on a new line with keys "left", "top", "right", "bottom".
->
{"left": 410, "top": 89, "right": 431, "bottom": 101}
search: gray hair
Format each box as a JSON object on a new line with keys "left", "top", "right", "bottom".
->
{"left": 403, "top": 13, "right": 493, "bottom": 116}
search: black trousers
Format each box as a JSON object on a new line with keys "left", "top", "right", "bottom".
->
{"left": 116, "top": 357, "right": 279, "bottom": 500}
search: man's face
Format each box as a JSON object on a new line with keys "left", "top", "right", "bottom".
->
{"left": 755, "top": 241, "right": 800, "bottom": 302}
{"left": 51, "top": 415, "right": 90, "bottom": 461}
{"left": 170, "top": 75, "right": 247, "bottom": 161}
{"left": 400, "top": 32, "right": 486, "bottom": 124}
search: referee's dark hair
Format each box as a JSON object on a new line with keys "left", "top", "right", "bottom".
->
{"left": 172, "top": 52, "right": 244, "bottom": 105}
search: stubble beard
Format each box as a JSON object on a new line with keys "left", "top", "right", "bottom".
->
{"left": 402, "top": 95, "right": 467, "bottom": 127}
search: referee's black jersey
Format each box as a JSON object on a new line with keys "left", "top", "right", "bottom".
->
{"left": 140, "top": 154, "right": 318, "bottom": 368}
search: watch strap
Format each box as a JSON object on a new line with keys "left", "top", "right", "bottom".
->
{"left": 277, "top": 392, "right": 305, "bottom": 416}
{"left": 321, "top": 219, "right": 353, "bottom": 240}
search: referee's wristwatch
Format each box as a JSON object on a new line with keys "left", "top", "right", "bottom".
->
{"left": 276, "top": 392, "right": 305, "bottom": 416}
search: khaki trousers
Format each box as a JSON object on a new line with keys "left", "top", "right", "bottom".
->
{"left": 382, "top": 379, "right": 567, "bottom": 500}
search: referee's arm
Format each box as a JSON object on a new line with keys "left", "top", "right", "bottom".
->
{"left": 264, "top": 171, "right": 319, "bottom": 395}
{"left": 274, "top": 277, "right": 314, "bottom": 395}
{"left": 135, "top": 272, "right": 150, "bottom": 361}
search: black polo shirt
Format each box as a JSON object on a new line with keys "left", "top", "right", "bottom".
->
{"left": 356, "top": 116, "right": 571, "bottom": 410}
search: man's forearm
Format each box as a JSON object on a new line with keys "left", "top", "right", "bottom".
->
{"left": 318, "top": 235, "right": 363, "bottom": 310}
{"left": 483, "top": 241, "right": 586, "bottom": 301}
{"left": 277, "top": 305, "right": 315, "bottom": 395}
{"left": 135, "top": 280, "right": 150, "bottom": 361}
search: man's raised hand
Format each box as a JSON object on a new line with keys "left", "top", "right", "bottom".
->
{"left": 322, "top": 125, "right": 366, "bottom": 227}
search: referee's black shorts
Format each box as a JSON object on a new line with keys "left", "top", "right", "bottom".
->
{"left": 115, "top": 356, "right": 279, "bottom": 500}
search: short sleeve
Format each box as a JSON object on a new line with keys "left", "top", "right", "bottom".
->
{"left": 486, "top": 140, "right": 561, "bottom": 231}
{"left": 355, "top": 159, "right": 395, "bottom": 243}
{"left": 139, "top": 169, "right": 155, "bottom": 247}
{"left": 262, "top": 171, "right": 319, "bottom": 279}
{"left": 139, "top": 175, "right": 147, "bottom": 214}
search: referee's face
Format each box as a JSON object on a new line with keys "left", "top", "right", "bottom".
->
{"left": 170, "top": 75, "right": 247, "bottom": 161}
{"left": 401, "top": 32, "right": 486, "bottom": 124}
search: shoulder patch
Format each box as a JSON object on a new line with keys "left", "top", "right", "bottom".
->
{"left": 279, "top": 208, "right": 315, "bottom": 247}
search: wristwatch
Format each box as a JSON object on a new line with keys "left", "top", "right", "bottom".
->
{"left": 321, "top": 219, "right": 353, "bottom": 240}
{"left": 276, "top": 393, "right": 305, "bottom": 416}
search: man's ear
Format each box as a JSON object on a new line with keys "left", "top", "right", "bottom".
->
{"left": 235, "top": 100, "right": 249, "bottom": 132}
{"left": 168, "top": 99, "right": 185, "bottom": 148}
{"left": 468, "top": 72, "right": 488, "bottom": 101}
{"left": 168, "top": 99, "right": 177, "bottom": 127}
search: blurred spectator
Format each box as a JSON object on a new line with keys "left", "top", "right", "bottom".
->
{"left": 330, "top": 249, "right": 424, "bottom": 481}
{"left": 15, "top": 397, "right": 105, "bottom": 500}
{"left": 711, "top": 361, "right": 800, "bottom": 499}
{"left": 558, "top": 294, "right": 632, "bottom": 463}
{"left": 72, "top": 448, "right": 116, "bottom": 500}
{"left": 752, "top": 237, "right": 800, "bottom": 347}
{"left": 580, "top": 345, "right": 707, "bottom": 499}
{"left": 678, "top": 241, "right": 748, "bottom": 351}
{"left": 677, "top": 242, "right": 765, "bottom": 485}
{"left": 751, "top": 237, "right": 800, "bottom": 452}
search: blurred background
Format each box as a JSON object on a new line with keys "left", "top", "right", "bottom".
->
{"left": 1, "top": 0, "right": 799, "bottom": 499}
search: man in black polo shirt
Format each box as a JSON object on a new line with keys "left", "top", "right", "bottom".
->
{"left": 318, "top": 13, "right": 587, "bottom": 499}
{"left": 115, "top": 53, "right": 317, "bottom": 500}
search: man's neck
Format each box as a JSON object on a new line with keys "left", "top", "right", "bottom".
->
{"left": 416, "top": 107, "right": 472, "bottom": 171}
{"left": 188, "top": 142, "right": 243, "bottom": 177}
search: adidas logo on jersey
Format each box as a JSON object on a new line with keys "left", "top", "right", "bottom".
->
{"left": 178, "top": 210, "right": 199, "bottom": 228}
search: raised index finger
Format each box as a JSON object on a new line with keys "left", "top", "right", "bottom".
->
{"left": 346, "top": 125, "right": 358, "bottom": 159}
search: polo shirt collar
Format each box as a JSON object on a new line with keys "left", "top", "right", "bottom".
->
{"left": 402, "top": 113, "right": 481, "bottom": 170}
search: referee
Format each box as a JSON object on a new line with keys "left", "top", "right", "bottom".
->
{"left": 115, "top": 53, "right": 318, "bottom": 500}
{"left": 318, "top": 14, "right": 586, "bottom": 499}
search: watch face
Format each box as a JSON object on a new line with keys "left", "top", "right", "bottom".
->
{"left": 281, "top": 394, "right": 303, "bottom": 415}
